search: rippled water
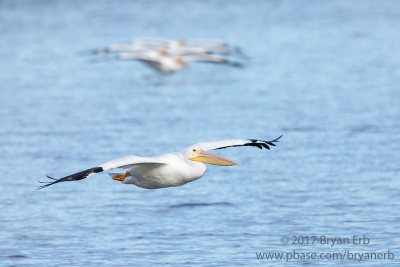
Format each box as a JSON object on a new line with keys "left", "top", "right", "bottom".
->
{"left": 1, "top": 0, "right": 400, "bottom": 266}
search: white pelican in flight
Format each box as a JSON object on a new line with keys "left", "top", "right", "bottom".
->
{"left": 38, "top": 136, "right": 281, "bottom": 190}
{"left": 132, "top": 38, "right": 247, "bottom": 58}
{"left": 93, "top": 38, "right": 248, "bottom": 59}
{"left": 109, "top": 51, "right": 242, "bottom": 73}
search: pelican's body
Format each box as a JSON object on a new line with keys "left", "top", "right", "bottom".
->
{"left": 108, "top": 51, "right": 188, "bottom": 73}
{"left": 38, "top": 137, "right": 281, "bottom": 190}
{"left": 117, "top": 153, "right": 206, "bottom": 189}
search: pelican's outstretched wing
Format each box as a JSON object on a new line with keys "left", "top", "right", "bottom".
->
{"left": 194, "top": 136, "right": 282, "bottom": 151}
{"left": 107, "top": 52, "right": 156, "bottom": 62}
{"left": 37, "top": 156, "right": 166, "bottom": 190}
{"left": 92, "top": 44, "right": 145, "bottom": 55}
{"left": 183, "top": 53, "right": 243, "bottom": 67}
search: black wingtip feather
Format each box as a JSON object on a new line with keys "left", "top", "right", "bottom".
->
{"left": 261, "top": 143, "right": 270, "bottom": 149}
{"left": 214, "top": 135, "right": 282, "bottom": 150}
{"left": 255, "top": 143, "right": 263, "bottom": 149}
{"left": 36, "top": 177, "right": 70, "bottom": 190}
{"left": 263, "top": 135, "right": 282, "bottom": 146}
{"left": 37, "top": 167, "right": 103, "bottom": 190}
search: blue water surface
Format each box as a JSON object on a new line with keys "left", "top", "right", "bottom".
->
{"left": 1, "top": 0, "right": 400, "bottom": 266}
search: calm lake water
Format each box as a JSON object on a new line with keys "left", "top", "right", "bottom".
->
{"left": 1, "top": 0, "right": 400, "bottom": 266}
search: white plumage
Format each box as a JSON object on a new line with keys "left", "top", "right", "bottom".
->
{"left": 38, "top": 137, "right": 281, "bottom": 190}
{"left": 91, "top": 37, "right": 247, "bottom": 73}
{"left": 107, "top": 51, "right": 188, "bottom": 73}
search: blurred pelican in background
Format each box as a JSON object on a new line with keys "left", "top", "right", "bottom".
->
{"left": 94, "top": 38, "right": 248, "bottom": 59}
{"left": 91, "top": 37, "right": 248, "bottom": 74}
{"left": 106, "top": 51, "right": 243, "bottom": 74}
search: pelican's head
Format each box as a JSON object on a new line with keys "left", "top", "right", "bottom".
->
{"left": 175, "top": 58, "right": 189, "bottom": 68}
{"left": 183, "top": 146, "right": 238, "bottom": 166}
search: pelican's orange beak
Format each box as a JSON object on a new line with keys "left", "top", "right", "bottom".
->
{"left": 189, "top": 150, "right": 238, "bottom": 166}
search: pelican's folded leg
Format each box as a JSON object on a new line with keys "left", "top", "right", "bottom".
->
{"left": 110, "top": 171, "right": 131, "bottom": 182}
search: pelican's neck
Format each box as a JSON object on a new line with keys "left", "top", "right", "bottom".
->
{"left": 186, "top": 159, "right": 207, "bottom": 181}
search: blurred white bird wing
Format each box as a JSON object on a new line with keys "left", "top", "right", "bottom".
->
{"left": 110, "top": 52, "right": 158, "bottom": 62}
{"left": 182, "top": 54, "right": 243, "bottom": 67}
{"left": 187, "top": 38, "right": 225, "bottom": 47}
{"left": 93, "top": 44, "right": 144, "bottom": 54}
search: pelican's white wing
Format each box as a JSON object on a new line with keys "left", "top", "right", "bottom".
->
{"left": 37, "top": 155, "right": 166, "bottom": 190}
{"left": 98, "top": 155, "right": 166, "bottom": 170}
{"left": 92, "top": 44, "right": 145, "bottom": 55}
{"left": 108, "top": 52, "right": 156, "bottom": 62}
{"left": 194, "top": 136, "right": 282, "bottom": 151}
{"left": 182, "top": 53, "right": 243, "bottom": 67}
